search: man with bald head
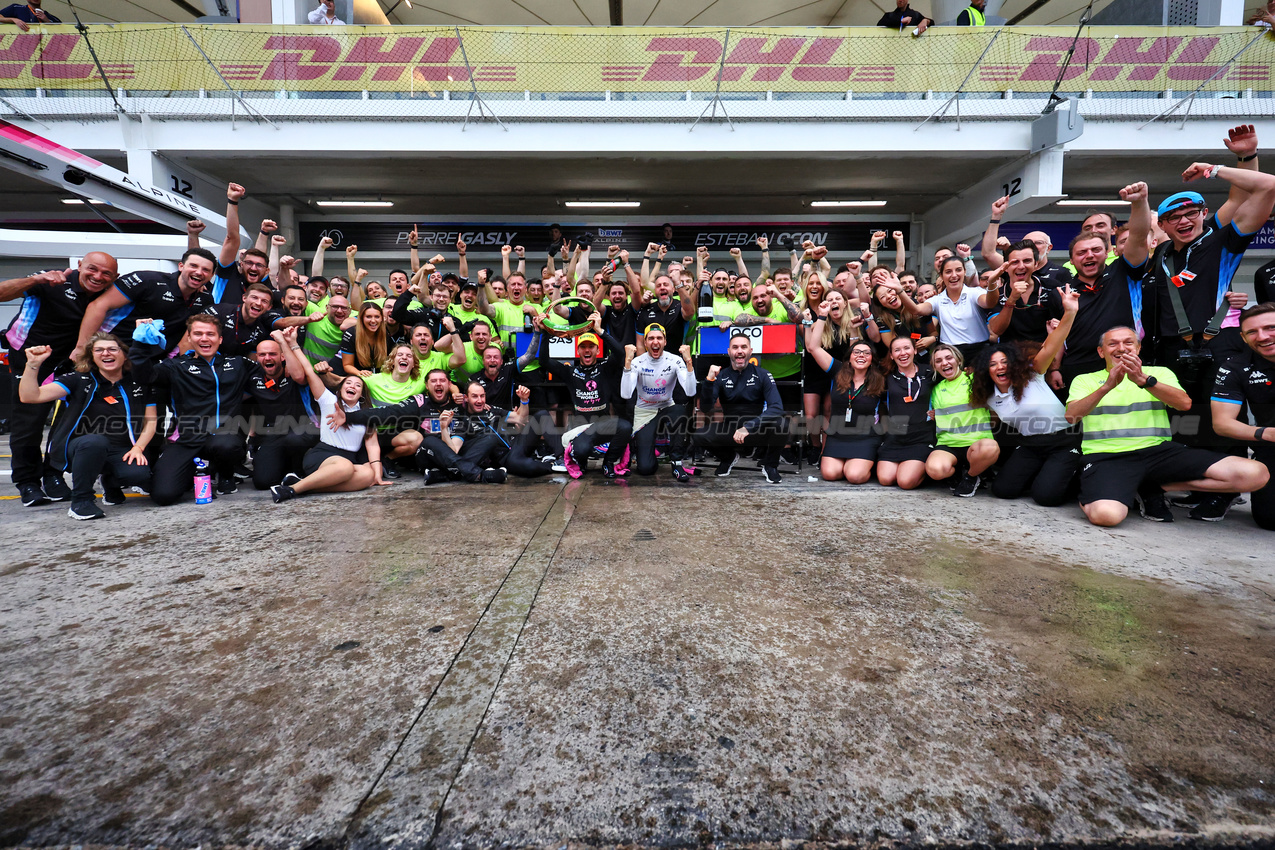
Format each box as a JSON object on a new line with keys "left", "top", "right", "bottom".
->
{"left": 1, "top": 252, "right": 119, "bottom": 505}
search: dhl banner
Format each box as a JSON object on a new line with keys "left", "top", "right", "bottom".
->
{"left": 0, "top": 25, "right": 1270, "bottom": 94}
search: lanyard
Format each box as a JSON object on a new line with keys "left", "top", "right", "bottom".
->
{"left": 1159, "top": 229, "right": 1228, "bottom": 342}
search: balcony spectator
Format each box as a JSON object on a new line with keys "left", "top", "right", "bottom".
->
{"left": 308, "top": 0, "right": 345, "bottom": 24}
{"left": 1, "top": 0, "right": 59, "bottom": 29}
{"left": 878, "top": 0, "right": 933, "bottom": 34}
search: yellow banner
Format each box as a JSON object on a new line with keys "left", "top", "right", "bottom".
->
{"left": 0, "top": 25, "right": 1270, "bottom": 94}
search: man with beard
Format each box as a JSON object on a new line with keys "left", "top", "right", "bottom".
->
{"left": 450, "top": 382, "right": 555, "bottom": 481}
{"left": 1, "top": 252, "right": 119, "bottom": 505}
{"left": 634, "top": 273, "right": 691, "bottom": 353}
{"left": 732, "top": 280, "right": 802, "bottom": 409}
{"left": 693, "top": 331, "right": 789, "bottom": 483}
{"left": 328, "top": 368, "right": 489, "bottom": 483}
{"left": 986, "top": 239, "right": 1065, "bottom": 346}
{"left": 528, "top": 312, "right": 631, "bottom": 479}
{"left": 210, "top": 283, "right": 314, "bottom": 356}
{"left": 622, "top": 325, "right": 697, "bottom": 481}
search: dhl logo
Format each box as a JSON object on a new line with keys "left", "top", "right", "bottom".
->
{"left": 0, "top": 30, "right": 1269, "bottom": 88}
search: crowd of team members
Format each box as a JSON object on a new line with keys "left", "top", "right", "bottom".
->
{"left": 6, "top": 125, "right": 1275, "bottom": 530}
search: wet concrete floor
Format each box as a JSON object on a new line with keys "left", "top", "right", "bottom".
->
{"left": 2, "top": 473, "right": 1274, "bottom": 848}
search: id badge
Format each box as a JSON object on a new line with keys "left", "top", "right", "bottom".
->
{"left": 103, "top": 396, "right": 118, "bottom": 405}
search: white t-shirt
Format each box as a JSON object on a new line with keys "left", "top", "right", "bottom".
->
{"left": 318, "top": 390, "right": 366, "bottom": 451}
{"left": 931, "top": 285, "right": 990, "bottom": 345}
{"left": 987, "top": 372, "right": 1069, "bottom": 436}
{"left": 307, "top": 7, "right": 345, "bottom": 23}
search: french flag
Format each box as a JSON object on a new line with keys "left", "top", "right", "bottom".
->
{"left": 699, "top": 324, "right": 798, "bottom": 355}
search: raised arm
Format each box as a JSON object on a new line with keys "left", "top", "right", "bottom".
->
{"left": 981, "top": 196, "right": 1008, "bottom": 269}
{"left": 806, "top": 310, "right": 834, "bottom": 372}
{"left": 312, "top": 236, "right": 333, "bottom": 278}
{"left": 1182, "top": 160, "right": 1275, "bottom": 237}
{"left": 731, "top": 247, "right": 750, "bottom": 279}
{"left": 456, "top": 237, "right": 469, "bottom": 282}
{"left": 1033, "top": 284, "right": 1078, "bottom": 374}
{"left": 220, "top": 183, "right": 245, "bottom": 267}
{"left": 275, "top": 327, "right": 326, "bottom": 397}
{"left": 771, "top": 284, "right": 800, "bottom": 322}
{"left": 73, "top": 285, "right": 130, "bottom": 358}
{"left": 892, "top": 231, "right": 906, "bottom": 274}
{"left": 186, "top": 220, "right": 206, "bottom": 254}
{"left": 16, "top": 346, "right": 70, "bottom": 404}
{"left": 345, "top": 244, "right": 359, "bottom": 286}
{"left": 756, "top": 236, "right": 771, "bottom": 283}
{"left": 255, "top": 219, "right": 276, "bottom": 255}
{"left": 268, "top": 233, "right": 285, "bottom": 283}
{"left": 1120, "top": 181, "right": 1153, "bottom": 268}
{"left": 409, "top": 226, "right": 421, "bottom": 275}
{"left": 1215, "top": 124, "right": 1259, "bottom": 228}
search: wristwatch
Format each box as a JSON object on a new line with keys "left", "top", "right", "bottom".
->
{"left": 1142, "top": 375, "right": 1158, "bottom": 389}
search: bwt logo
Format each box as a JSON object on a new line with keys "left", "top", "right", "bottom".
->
{"left": 598, "top": 229, "right": 623, "bottom": 238}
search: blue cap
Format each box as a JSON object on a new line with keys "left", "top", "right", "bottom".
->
{"left": 1156, "top": 191, "right": 1206, "bottom": 217}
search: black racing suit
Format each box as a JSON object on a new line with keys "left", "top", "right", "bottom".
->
{"left": 534, "top": 328, "right": 632, "bottom": 467}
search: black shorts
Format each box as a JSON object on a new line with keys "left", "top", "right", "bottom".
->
{"left": 824, "top": 434, "right": 883, "bottom": 461}
{"left": 302, "top": 443, "right": 367, "bottom": 476}
{"left": 930, "top": 443, "right": 972, "bottom": 469}
{"left": 878, "top": 432, "right": 933, "bottom": 464}
{"left": 1078, "top": 441, "right": 1226, "bottom": 507}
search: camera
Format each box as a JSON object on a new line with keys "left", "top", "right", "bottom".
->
{"left": 1169, "top": 347, "right": 1215, "bottom": 385}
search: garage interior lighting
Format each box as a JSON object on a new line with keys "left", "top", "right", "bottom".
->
{"left": 62, "top": 198, "right": 106, "bottom": 204}
{"left": 1056, "top": 199, "right": 1131, "bottom": 206}
{"left": 315, "top": 200, "right": 394, "bottom": 207}
{"left": 809, "top": 200, "right": 887, "bottom": 207}
{"left": 564, "top": 201, "right": 641, "bottom": 208}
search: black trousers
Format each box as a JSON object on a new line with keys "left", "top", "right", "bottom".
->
{"left": 65, "top": 435, "right": 152, "bottom": 502}
{"left": 150, "top": 434, "right": 247, "bottom": 506}
{"left": 567, "top": 415, "right": 633, "bottom": 464}
{"left": 632, "top": 404, "right": 691, "bottom": 475}
{"left": 252, "top": 431, "right": 320, "bottom": 489}
{"left": 461, "top": 430, "right": 554, "bottom": 478}
{"left": 693, "top": 418, "right": 789, "bottom": 468}
{"left": 9, "top": 380, "right": 55, "bottom": 488}
{"left": 418, "top": 432, "right": 485, "bottom": 482}
{"left": 990, "top": 429, "right": 1082, "bottom": 507}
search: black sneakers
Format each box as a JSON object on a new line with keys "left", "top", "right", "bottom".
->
{"left": 270, "top": 483, "right": 295, "bottom": 503}
{"left": 19, "top": 483, "right": 49, "bottom": 507}
{"left": 281, "top": 472, "right": 302, "bottom": 488}
{"left": 382, "top": 458, "right": 401, "bottom": 480}
{"left": 216, "top": 477, "right": 238, "bottom": 495}
{"left": 1136, "top": 490, "right": 1174, "bottom": 522}
{"left": 67, "top": 500, "right": 105, "bottom": 521}
{"left": 481, "top": 467, "right": 507, "bottom": 484}
{"left": 715, "top": 453, "right": 738, "bottom": 478}
{"left": 762, "top": 465, "right": 782, "bottom": 484}
{"left": 953, "top": 472, "right": 980, "bottom": 498}
{"left": 1188, "top": 494, "right": 1235, "bottom": 522}
{"left": 671, "top": 462, "right": 691, "bottom": 483}
{"left": 102, "top": 482, "right": 127, "bottom": 506}
{"left": 42, "top": 474, "right": 71, "bottom": 502}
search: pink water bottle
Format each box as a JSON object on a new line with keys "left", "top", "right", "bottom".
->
{"left": 193, "top": 457, "right": 213, "bottom": 504}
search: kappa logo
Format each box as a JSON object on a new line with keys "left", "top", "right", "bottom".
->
{"left": 187, "top": 364, "right": 202, "bottom": 373}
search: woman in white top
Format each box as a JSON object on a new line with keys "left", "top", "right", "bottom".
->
{"left": 968, "top": 284, "right": 1081, "bottom": 506}
{"left": 269, "top": 327, "right": 389, "bottom": 503}
{"left": 898, "top": 250, "right": 1001, "bottom": 363}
